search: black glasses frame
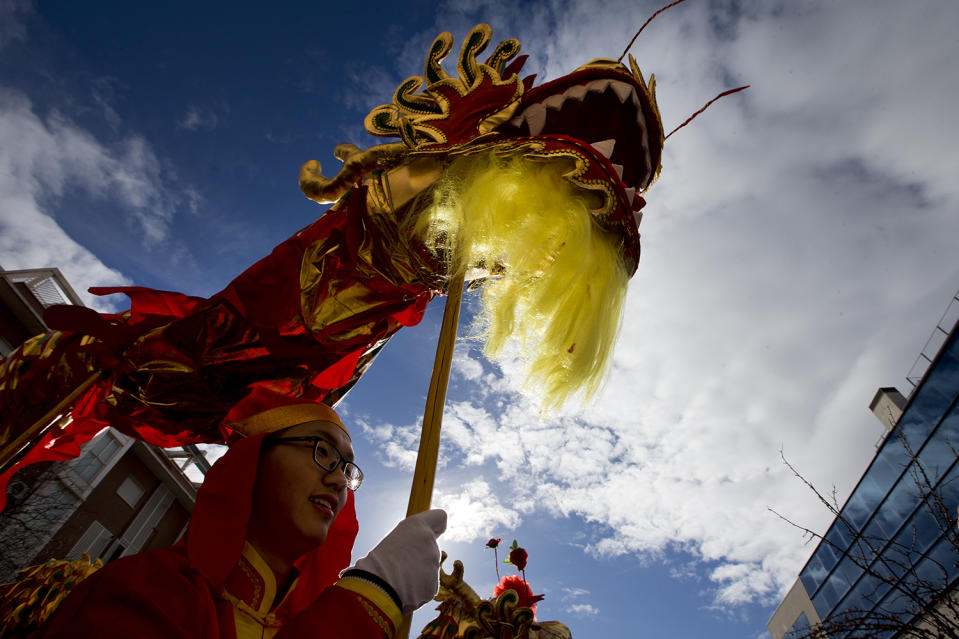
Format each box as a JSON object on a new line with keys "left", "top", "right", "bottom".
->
{"left": 269, "top": 435, "right": 364, "bottom": 491}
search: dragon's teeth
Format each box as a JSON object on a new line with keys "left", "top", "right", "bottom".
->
{"left": 611, "top": 81, "right": 634, "bottom": 104}
{"left": 591, "top": 138, "right": 616, "bottom": 159}
{"left": 624, "top": 187, "right": 636, "bottom": 203}
{"left": 612, "top": 163, "right": 625, "bottom": 180}
{"left": 564, "top": 84, "right": 589, "bottom": 101}
{"left": 633, "top": 210, "right": 644, "bottom": 227}
{"left": 508, "top": 113, "right": 524, "bottom": 127}
{"left": 543, "top": 94, "right": 566, "bottom": 110}
{"left": 584, "top": 78, "right": 613, "bottom": 94}
{"left": 525, "top": 104, "right": 547, "bottom": 136}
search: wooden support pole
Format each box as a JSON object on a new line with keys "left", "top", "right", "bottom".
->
{"left": 397, "top": 275, "right": 465, "bottom": 638}
{"left": 0, "top": 370, "right": 104, "bottom": 475}
{"left": 405, "top": 275, "right": 465, "bottom": 517}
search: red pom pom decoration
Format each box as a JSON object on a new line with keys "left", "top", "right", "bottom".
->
{"left": 493, "top": 574, "right": 545, "bottom": 616}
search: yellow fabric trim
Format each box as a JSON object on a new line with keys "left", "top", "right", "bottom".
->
{"left": 240, "top": 543, "right": 277, "bottom": 614}
{"left": 224, "top": 543, "right": 302, "bottom": 639}
{"left": 336, "top": 577, "right": 403, "bottom": 631}
{"left": 221, "top": 590, "right": 282, "bottom": 634}
{"left": 230, "top": 404, "right": 348, "bottom": 437}
{"left": 359, "top": 599, "right": 394, "bottom": 637}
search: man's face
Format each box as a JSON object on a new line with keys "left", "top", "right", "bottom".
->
{"left": 248, "top": 420, "right": 353, "bottom": 561}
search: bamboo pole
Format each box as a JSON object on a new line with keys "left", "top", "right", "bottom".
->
{"left": 0, "top": 370, "right": 103, "bottom": 475}
{"left": 397, "top": 275, "right": 465, "bottom": 638}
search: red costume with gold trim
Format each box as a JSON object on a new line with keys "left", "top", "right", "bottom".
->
{"left": 40, "top": 433, "right": 400, "bottom": 639}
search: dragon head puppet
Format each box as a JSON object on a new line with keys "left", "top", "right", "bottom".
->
{"left": 300, "top": 24, "right": 664, "bottom": 409}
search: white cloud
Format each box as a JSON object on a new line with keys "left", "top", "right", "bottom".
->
{"left": 452, "top": 349, "right": 484, "bottom": 381}
{"left": 561, "top": 586, "right": 599, "bottom": 617}
{"left": 433, "top": 479, "right": 521, "bottom": 543}
{"left": 364, "top": 0, "right": 959, "bottom": 611}
{"left": 0, "top": 90, "right": 131, "bottom": 308}
{"left": 0, "top": 86, "right": 194, "bottom": 309}
{"left": 567, "top": 603, "right": 599, "bottom": 616}
{"left": 199, "top": 443, "right": 228, "bottom": 466}
{"left": 177, "top": 105, "right": 219, "bottom": 131}
{"left": 358, "top": 417, "right": 420, "bottom": 470}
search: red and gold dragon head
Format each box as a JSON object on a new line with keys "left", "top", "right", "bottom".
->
{"left": 300, "top": 23, "right": 664, "bottom": 277}
{"left": 295, "top": 22, "right": 676, "bottom": 410}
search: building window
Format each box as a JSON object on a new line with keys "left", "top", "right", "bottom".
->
{"left": 70, "top": 431, "right": 122, "bottom": 484}
{"left": 66, "top": 520, "right": 114, "bottom": 562}
{"left": 116, "top": 485, "right": 174, "bottom": 557}
{"left": 116, "top": 476, "right": 145, "bottom": 508}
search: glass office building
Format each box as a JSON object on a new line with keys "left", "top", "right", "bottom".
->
{"left": 779, "top": 318, "right": 959, "bottom": 638}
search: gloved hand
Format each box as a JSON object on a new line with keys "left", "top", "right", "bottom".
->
{"left": 349, "top": 509, "right": 447, "bottom": 615}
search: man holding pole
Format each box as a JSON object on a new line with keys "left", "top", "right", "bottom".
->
{"left": 39, "top": 394, "right": 447, "bottom": 639}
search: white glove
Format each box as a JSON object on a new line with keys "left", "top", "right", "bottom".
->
{"left": 350, "top": 509, "right": 447, "bottom": 615}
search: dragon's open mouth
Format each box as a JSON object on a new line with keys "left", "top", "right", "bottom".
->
{"left": 497, "top": 67, "right": 662, "bottom": 202}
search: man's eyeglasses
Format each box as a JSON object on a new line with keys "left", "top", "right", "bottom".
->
{"left": 270, "top": 436, "right": 364, "bottom": 491}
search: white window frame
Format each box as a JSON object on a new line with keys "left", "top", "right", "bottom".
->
{"left": 116, "top": 475, "right": 146, "bottom": 508}
{"left": 66, "top": 520, "right": 114, "bottom": 561}
{"left": 59, "top": 428, "right": 134, "bottom": 499}
{"left": 101, "top": 485, "right": 174, "bottom": 560}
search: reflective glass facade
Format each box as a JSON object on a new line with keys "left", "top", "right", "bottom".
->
{"left": 793, "top": 324, "right": 959, "bottom": 638}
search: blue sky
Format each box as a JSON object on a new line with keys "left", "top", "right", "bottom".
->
{"left": 2, "top": 1, "right": 959, "bottom": 637}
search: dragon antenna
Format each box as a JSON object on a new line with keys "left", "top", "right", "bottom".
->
{"left": 618, "top": 0, "right": 693, "bottom": 63}
{"left": 665, "top": 85, "right": 749, "bottom": 140}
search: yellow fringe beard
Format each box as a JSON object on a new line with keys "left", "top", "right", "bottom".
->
{"left": 412, "top": 152, "right": 629, "bottom": 412}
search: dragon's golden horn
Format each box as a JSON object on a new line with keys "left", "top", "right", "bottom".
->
{"left": 451, "top": 559, "right": 465, "bottom": 581}
{"left": 299, "top": 141, "right": 408, "bottom": 204}
{"left": 444, "top": 559, "right": 484, "bottom": 612}
{"left": 333, "top": 143, "right": 362, "bottom": 161}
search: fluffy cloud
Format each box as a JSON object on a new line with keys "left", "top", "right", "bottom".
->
{"left": 357, "top": 417, "right": 421, "bottom": 471}
{"left": 362, "top": 0, "right": 959, "bottom": 609}
{"left": 567, "top": 603, "right": 600, "bottom": 617}
{"left": 433, "top": 479, "right": 521, "bottom": 543}
{"left": 0, "top": 88, "right": 188, "bottom": 309}
{"left": 562, "top": 587, "right": 599, "bottom": 616}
